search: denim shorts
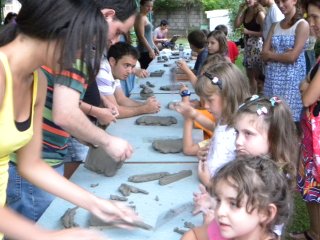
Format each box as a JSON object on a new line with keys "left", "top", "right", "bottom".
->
{"left": 63, "top": 137, "right": 89, "bottom": 163}
{"left": 6, "top": 162, "right": 64, "bottom": 221}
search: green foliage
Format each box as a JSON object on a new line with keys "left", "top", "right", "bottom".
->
{"left": 153, "top": 0, "right": 202, "bottom": 12}
{"left": 153, "top": 0, "right": 182, "bottom": 11}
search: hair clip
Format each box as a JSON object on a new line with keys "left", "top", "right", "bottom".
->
{"left": 257, "top": 106, "right": 268, "bottom": 115}
{"left": 203, "top": 72, "right": 222, "bottom": 90}
{"left": 238, "top": 102, "right": 245, "bottom": 109}
{"left": 250, "top": 95, "right": 259, "bottom": 101}
{"left": 269, "top": 96, "right": 281, "bottom": 107}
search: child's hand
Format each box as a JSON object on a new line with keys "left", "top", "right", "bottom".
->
{"left": 197, "top": 145, "right": 209, "bottom": 162}
{"left": 176, "top": 59, "right": 189, "bottom": 73}
{"left": 192, "top": 184, "right": 212, "bottom": 215}
{"left": 179, "top": 84, "right": 188, "bottom": 93}
{"left": 173, "top": 102, "right": 197, "bottom": 119}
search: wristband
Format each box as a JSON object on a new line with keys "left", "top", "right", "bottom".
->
{"left": 180, "top": 89, "right": 191, "bottom": 97}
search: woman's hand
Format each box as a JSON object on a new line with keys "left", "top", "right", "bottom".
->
{"left": 89, "top": 197, "right": 141, "bottom": 229}
{"left": 261, "top": 49, "right": 272, "bottom": 62}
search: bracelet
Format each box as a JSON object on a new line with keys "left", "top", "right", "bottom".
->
{"left": 180, "top": 89, "right": 191, "bottom": 97}
{"left": 87, "top": 105, "right": 93, "bottom": 115}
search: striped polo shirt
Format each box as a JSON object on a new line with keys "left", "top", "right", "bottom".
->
{"left": 41, "top": 63, "right": 88, "bottom": 166}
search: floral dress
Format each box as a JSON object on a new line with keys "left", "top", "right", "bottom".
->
{"left": 298, "top": 61, "right": 320, "bottom": 203}
{"left": 264, "top": 19, "right": 307, "bottom": 121}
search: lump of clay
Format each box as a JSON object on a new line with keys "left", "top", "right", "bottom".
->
{"left": 140, "top": 86, "right": 154, "bottom": 100}
{"left": 89, "top": 214, "right": 153, "bottom": 231}
{"left": 61, "top": 207, "right": 79, "bottom": 228}
{"left": 128, "top": 172, "right": 170, "bottom": 183}
{"left": 159, "top": 170, "right": 192, "bottom": 186}
{"left": 84, "top": 146, "right": 123, "bottom": 177}
{"left": 118, "top": 183, "right": 149, "bottom": 197}
{"left": 160, "top": 84, "right": 182, "bottom": 91}
{"left": 135, "top": 116, "right": 177, "bottom": 126}
{"left": 146, "top": 81, "right": 155, "bottom": 88}
{"left": 152, "top": 138, "right": 183, "bottom": 153}
{"left": 150, "top": 70, "right": 165, "bottom": 77}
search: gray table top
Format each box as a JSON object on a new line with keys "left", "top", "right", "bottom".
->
{"left": 37, "top": 163, "right": 203, "bottom": 240}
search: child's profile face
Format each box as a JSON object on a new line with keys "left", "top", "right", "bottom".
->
{"left": 214, "top": 180, "right": 264, "bottom": 240}
{"left": 234, "top": 114, "right": 269, "bottom": 157}
{"left": 207, "top": 36, "right": 220, "bottom": 55}
{"left": 203, "top": 93, "right": 223, "bottom": 119}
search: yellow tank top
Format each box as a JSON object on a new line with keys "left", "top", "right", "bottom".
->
{"left": 0, "top": 52, "right": 38, "bottom": 209}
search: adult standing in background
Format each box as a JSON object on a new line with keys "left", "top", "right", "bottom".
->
{"left": 259, "top": 0, "right": 284, "bottom": 42}
{"left": 261, "top": 0, "right": 309, "bottom": 123}
{"left": 235, "top": 0, "right": 265, "bottom": 94}
{"left": 297, "top": 1, "right": 320, "bottom": 239}
{"left": 134, "top": 0, "right": 159, "bottom": 69}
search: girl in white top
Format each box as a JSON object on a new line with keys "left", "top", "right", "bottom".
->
{"left": 175, "top": 62, "right": 250, "bottom": 187}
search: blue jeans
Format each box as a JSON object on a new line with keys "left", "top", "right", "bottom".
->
{"left": 63, "top": 137, "right": 89, "bottom": 163}
{"left": 6, "top": 162, "right": 64, "bottom": 222}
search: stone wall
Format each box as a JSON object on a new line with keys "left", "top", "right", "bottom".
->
{"left": 153, "top": 8, "right": 208, "bottom": 37}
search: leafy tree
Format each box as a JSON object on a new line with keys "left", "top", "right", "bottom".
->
{"left": 153, "top": 0, "right": 181, "bottom": 12}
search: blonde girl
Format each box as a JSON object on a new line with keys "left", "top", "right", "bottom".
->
{"left": 175, "top": 62, "right": 250, "bottom": 187}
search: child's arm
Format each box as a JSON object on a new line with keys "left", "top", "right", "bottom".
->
{"left": 176, "top": 60, "right": 198, "bottom": 87}
{"left": 198, "top": 161, "right": 211, "bottom": 188}
{"left": 182, "top": 118, "right": 200, "bottom": 155}
{"left": 301, "top": 65, "right": 320, "bottom": 107}
{"left": 174, "top": 102, "right": 215, "bottom": 130}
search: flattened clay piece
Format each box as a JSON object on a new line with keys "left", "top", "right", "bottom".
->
{"left": 90, "top": 183, "right": 99, "bottom": 188}
{"left": 118, "top": 183, "right": 149, "bottom": 197}
{"left": 150, "top": 70, "right": 165, "bottom": 77}
{"left": 89, "top": 214, "right": 153, "bottom": 231}
{"left": 110, "top": 194, "right": 128, "bottom": 201}
{"left": 159, "top": 84, "right": 182, "bottom": 91}
{"left": 135, "top": 116, "right": 177, "bottom": 126}
{"left": 152, "top": 138, "right": 183, "bottom": 153}
{"left": 146, "top": 81, "right": 155, "bottom": 88}
{"left": 184, "top": 222, "right": 195, "bottom": 229}
{"left": 155, "top": 195, "right": 159, "bottom": 201}
{"left": 140, "top": 86, "right": 154, "bottom": 99}
{"left": 159, "top": 170, "right": 192, "bottom": 186}
{"left": 139, "top": 84, "right": 146, "bottom": 88}
{"left": 164, "top": 63, "right": 172, "bottom": 67}
{"left": 128, "top": 172, "right": 170, "bottom": 183}
{"left": 61, "top": 207, "right": 79, "bottom": 228}
{"left": 84, "top": 146, "right": 123, "bottom": 177}
{"left": 174, "top": 227, "right": 187, "bottom": 235}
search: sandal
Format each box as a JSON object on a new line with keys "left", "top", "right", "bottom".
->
{"left": 289, "top": 231, "right": 314, "bottom": 240}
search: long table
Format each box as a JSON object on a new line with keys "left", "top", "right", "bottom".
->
{"left": 37, "top": 49, "right": 204, "bottom": 240}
